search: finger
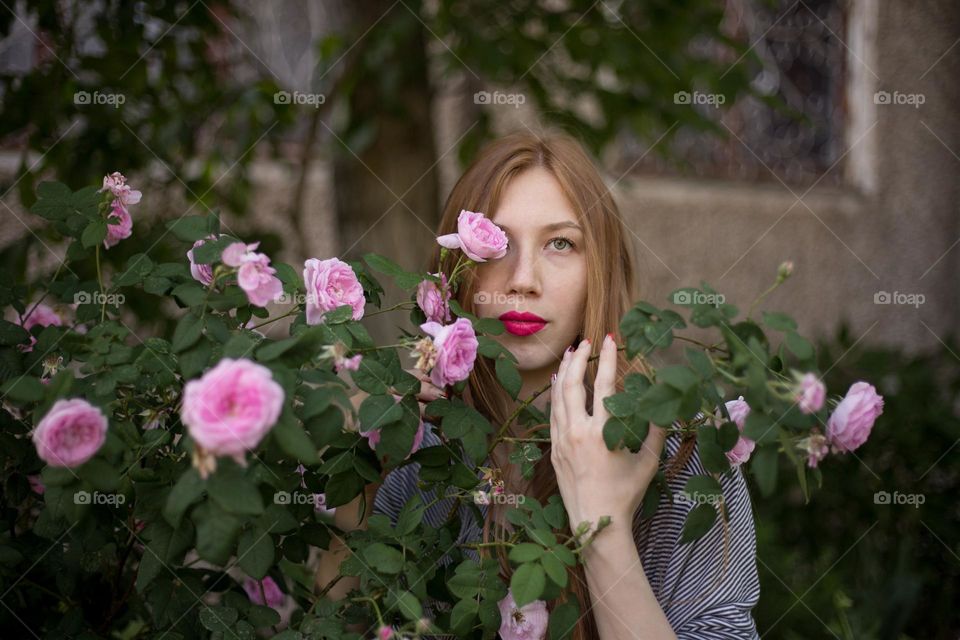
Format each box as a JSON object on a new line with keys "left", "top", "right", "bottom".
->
{"left": 592, "top": 333, "right": 618, "bottom": 420}
{"left": 549, "top": 370, "right": 560, "bottom": 451}
{"left": 562, "top": 339, "right": 591, "bottom": 423}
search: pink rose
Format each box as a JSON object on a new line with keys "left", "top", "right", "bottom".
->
{"left": 436, "top": 210, "right": 508, "bottom": 262}
{"left": 720, "top": 396, "right": 756, "bottom": 466}
{"left": 103, "top": 200, "right": 133, "bottom": 249}
{"left": 187, "top": 234, "right": 221, "bottom": 286}
{"left": 242, "top": 576, "right": 285, "bottom": 610}
{"left": 303, "top": 257, "right": 365, "bottom": 324}
{"left": 795, "top": 372, "right": 826, "bottom": 414}
{"left": 180, "top": 358, "right": 285, "bottom": 464}
{"left": 32, "top": 398, "right": 108, "bottom": 468}
{"left": 419, "top": 318, "right": 478, "bottom": 388}
{"left": 222, "top": 242, "right": 284, "bottom": 307}
{"left": 416, "top": 272, "right": 452, "bottom": 324}
{"left": 497, "top": 589, "right": 549, "bottom": 640}
{"left": 827, "top": 381, "right": 883, "bottom": 453}
{"left": 101, "top": 171, "right": 141, "bottom": 206}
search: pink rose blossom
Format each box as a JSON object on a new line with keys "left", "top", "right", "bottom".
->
{"left": 222, "top": 242, "right": 284, "bottom": 307}
{"left": 827, "top": 381, "right": 883, "bottom": 453}
{"left": 436, "top": 210, "right": 508, "bottom": 262}
{"left": 719, "top": 396, "right": 756, "bottom": 466}
{"left": 419, "top": 318, "right": 478, "bottom": 388}
{"left": 795, "top": 372, "right": 826, "bottom": 414}
{"left": 180, "top": 358, "right": 285, "bottom": 465}
{"left": 376, "top": 626, "right": 395, "bottom": 640}
{"left": 187, "top": 234, "right": 221, "bottom": 286}
{"left": 303, "top": 257, "right": 365, "bottom": 324}
{"left": 32, "top": 398, "right": 108, "bottom": 468}
{"left": 242, "top": 576, "right": 285, "bottom": 610}
{"left": 497, "top": 589, "right": 549, "bottom": 640}
{"left": 100, "top": 171, "right": 141, "bottom": 206}
{"left": 416, "top": 273, "right": 452, "bottom": 324}
{"left": 103, "top": 200, "right": 133, "bottom": 249}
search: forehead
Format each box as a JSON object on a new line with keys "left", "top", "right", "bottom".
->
{"left": 491, "top": 167, "right": 579, "bottom": 230}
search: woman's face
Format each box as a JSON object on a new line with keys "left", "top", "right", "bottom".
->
{"left": 473, "top": 167, "right": 588, "bottom": 377}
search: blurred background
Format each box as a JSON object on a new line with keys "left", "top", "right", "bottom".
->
{"left": 0, "top": 0, "right": 957, "bottom": 636}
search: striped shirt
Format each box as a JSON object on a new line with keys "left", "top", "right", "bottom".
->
{"left": 372, "top": 420, "right": 761, "bottom": 639}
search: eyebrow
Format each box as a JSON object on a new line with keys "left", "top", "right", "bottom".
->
{"left": 497, "top": 221, "right": 583, "bottom": 234}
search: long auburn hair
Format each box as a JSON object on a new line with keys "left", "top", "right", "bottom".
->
{"left": 423, "top": 130, "right": 693, "bottom": 640}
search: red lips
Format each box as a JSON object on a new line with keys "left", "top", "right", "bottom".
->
{"left": 499, "top": 311, "right": 547, "bottom": 336}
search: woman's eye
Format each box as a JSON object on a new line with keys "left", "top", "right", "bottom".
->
{"left": 548, "top": 236, "right": 575, "bottom": 251}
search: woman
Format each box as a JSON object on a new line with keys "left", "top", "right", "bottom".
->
{"left": 317, "top": 131, "right": 760, "bottom": 639}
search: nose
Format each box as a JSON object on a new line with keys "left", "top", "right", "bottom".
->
{"left": 504, "top": 242, "right": 542, "bottom": 301}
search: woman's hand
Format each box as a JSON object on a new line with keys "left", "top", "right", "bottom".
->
{"left": 550, "top": 334, "right": 667, "bottom": 536}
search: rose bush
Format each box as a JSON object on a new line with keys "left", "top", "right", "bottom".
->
{"left": 0, "top": 176, "right": 883, "bottom": 639}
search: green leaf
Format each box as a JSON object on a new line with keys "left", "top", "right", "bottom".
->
{"left": 508, "top": 543, "right": 544, "bottom": 564}
{"left": 540, "top": 553, "right": 568, "bottom": 588}
{"left": 193, "top": 501, "right": 242, "bottom": 565}
{"left": 388, "top": 590, "right": 423, "bottom": 622}
{"left": 166, "top": 215, "right": 214, "bottom": 242}
{"left": 81, "top": 219, "right": 108, "bottom": 248}
{"left": 237, "top": 527, "right": 274, "bottom": 579}
{"left": 635, "top": 383, "right": 682, "bottom": 427}
{"left": 602, "top": 392, "right": 635, "bottom": 418}
{"left": 363, "top": 253, "right": 422, "bottom": 289}
{"left": 208, "top": 470, "right": 264, "bottom": 516}
{"left": 163, "top": 469, "right": 206, "bottom": 528}
{"left": 358, "top": 394, "right": 403, "bottom": 431}
{"left": 199, "top": 606, "right": 239, "bottom": 633}
{"left": 172, "top": 312, "right": 203, "bottom": 353}
{"left": 548, "top": 600, "right": 580, "bottom": 640}
{"left": 1, "top": 376, "right": 45, "bottom": 402}
{"left": 785, "top": 331, "right": 814, "bottom": 360}
{"left": 362, "top": 543, "right": 404, "bottom": 574}
{"left": 272, "top": 413, "right": 319, "bottom": 464}
{"left": 762, "top": 311, "right": 797, "bottom": 331}
{"left": 171, "top": 282, "right": 208, "bottom": 307}
{"left": 510, "top": 562, "right": 546, "bottom": 608}
{"left": 450, "top": 598, "right": 479, "bottom": 634}
{"left": 496, "top": 356, "right": 522, "bottom": 400}
{"left": 657, "top": 365, "right": 700, "bottom": 392}
{"left": 683, "top": 474, "right": 722, "bottom": 498}
{"left": 680, "top": 503, "right": 717, "bottom": 543}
